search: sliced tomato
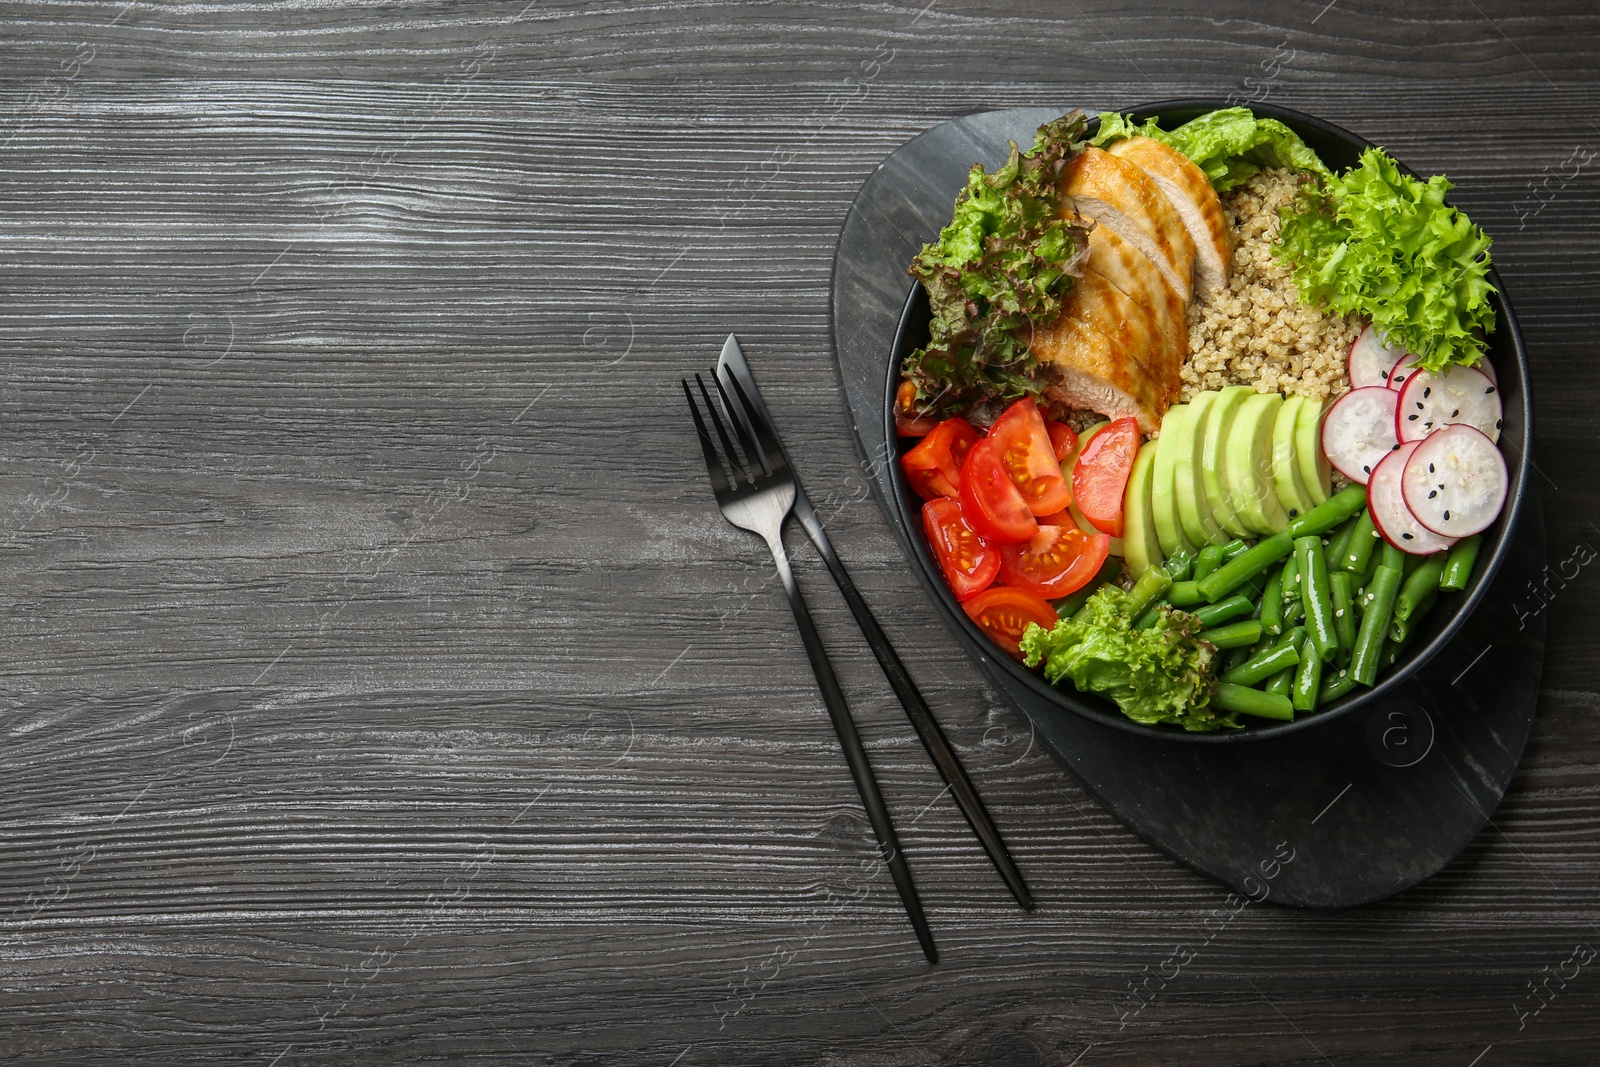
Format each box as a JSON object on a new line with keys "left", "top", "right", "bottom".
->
{"left": 900, "top": 417, "right": 980, "bottom": 501}
{"left": 1045, "top": 420, "right": 1077, "bottom": 462}
{"left": 922, "top": 497, "right": 999, "bottom": 601}
{"left": 988, "top": 399, "right": 1072, "bottom": 516}
{"left": 963, "top": 586, "right": 1059, "bottom": 659}
{"left": 959, "top": 438, "right": 1039, "bottom": 545}
{"left": 1037, "top": 510, "right": 1075, "bottom": 526}
{"left": 1071, "top": 417, "right": 1140, "bottom": 538}
{"left": 999, "top": 524, "right": 1112, "bottom": 599}
{"left": 895, "top": 380, "right": 939, "bottom": 436}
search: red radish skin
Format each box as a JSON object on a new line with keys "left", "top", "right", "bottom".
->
{"left": 1387, "top": 353, "right": 1422, "bottom": 392}
{"left": 1368, "top": 440, "right": 1457, "bottom": 554}
{"left": 1321, "top": 386, "right": 1400, "bottom": 485}
{"left": 1347, "top": 324, "right": 1408, "bottom": 389}
{"left": 1401, "top": 424, "right": 1509, "bottom": 539}
{"left": 1396, "top": 365, "right": 1502, "bottom": 444}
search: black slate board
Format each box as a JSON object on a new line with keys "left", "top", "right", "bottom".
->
{"left": 831, "top": 107, "right": 1548, "bottom": 907}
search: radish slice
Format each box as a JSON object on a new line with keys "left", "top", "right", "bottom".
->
{"left": 1321, "top": 386, "right": 1399, "bottom": 485}
{"left": 1387, "top": 353, "right": 1423, "bottom": 392}
{"left": 1347, "top": 325, "right": 1408, "bottom": 389}
{"left": 1472, "top": 356, "right": 1498, "bottom": 386}
{"left": 1369, "top": 440, "right": 1457, "bottom": 554}
{"left": 1401, "top": 424, "right": 1509, "bottom": 539}
{"left": 1396, "top": 365, "right": 1502, "bottom": 444}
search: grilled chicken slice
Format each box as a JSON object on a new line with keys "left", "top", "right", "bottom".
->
{"left": 1106, "top": 136, "right": 1232, "bottom": 298}
{"left": 1031, "top": 270, "right": 1175, "bottom": 433}
{"left": 1061, "top": 147, "right": 1197, "bottom": 301}
{"left": 1080, "top": 225, "right": 1187, "bottom": 388}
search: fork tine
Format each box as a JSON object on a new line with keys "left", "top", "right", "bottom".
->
{"left": 712, "top": 371, "right": 772, "bottom": 478}
{"left": 723, "top": 371, "right": 787, "bottom": 476}
{"left": 682, "top": 378, "right": 734, "bottom": 497}
{"left": 694, "top": 373, "right": 749, "bottom": 487}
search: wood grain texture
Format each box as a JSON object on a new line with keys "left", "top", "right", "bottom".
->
{"left": 0, "top": 0, "right": 1597, "bottom": 1063}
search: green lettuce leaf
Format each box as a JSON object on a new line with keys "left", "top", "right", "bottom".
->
{"left": 902, "top": 111, "right": 1092, "bottom": 421}
{"left": 1276, "top": 146, "right": 1495, "bottom": 372}
{"left": 1018, "top": 585, "right": 1233, "bottom": 732}
{"left": 1090, "top": 106, "right": 1333, "bottom": 192}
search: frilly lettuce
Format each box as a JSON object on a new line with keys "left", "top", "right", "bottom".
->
{"left": 1090, "top": 107, "right": 1332, "bottom": 192}
{"left": 1276, "top": 146, "right": 1495, "bottom": 372}
{"left": 902, "top": 111, "right": 1092, "bottom": 421}
{"left": 1018, "top": 585, "right": 1234, "bottom": 732}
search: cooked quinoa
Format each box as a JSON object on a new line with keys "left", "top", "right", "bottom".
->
{"left": 1181, "top": 168, "right": 1363, "bottom": 403}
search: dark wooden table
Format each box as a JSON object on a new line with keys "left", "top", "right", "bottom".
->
{"left": 2, "top": 3, "right": 1596, "bottom": 1063}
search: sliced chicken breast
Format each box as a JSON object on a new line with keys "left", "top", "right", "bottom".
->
{"left": 1080, "top": 225, "right": 1187, "bottom": 389}
{"left": 1060, "top": 147, "right": 1197, "bottom": 301}
{"left": 1106, "top": 136, "right": 1232, "bottom": 298}
{"left": 1031, "top": 271, "right": 1174, "bottom": 433}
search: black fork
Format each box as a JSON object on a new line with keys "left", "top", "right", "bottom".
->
{"left": 684, "top": 372, "right": 937, "bottom": 964}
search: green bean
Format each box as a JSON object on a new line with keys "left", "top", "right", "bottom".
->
{"left": 1381, "top": 616, "right": 1423, "bottom": 670}
{"left": 1162, "top": 549, "right": 1196, "bottom": 583}
{"left": 1193, "top": 544, "right": 1225, "bottom": 582}
{"left": 1318, "top": 666, "right": 1361, "bottom": 705}
{"left": 1328, "top": 571, "right": 1357, "bottom": 662}
{"left": 1284, "top": 598, "right": 1306, "bottom": 626}
{"left": 1324, "top": 514, "right": 1360, "bottom": 572}
{"left": 1220, "top": 538, "right": 1250, "bottom": 563}
{"left": 1381, "top": 542, "right": 1406, "bottom": 573}
{"left": 1125, "top": 566, "right": 1173, "bottom": 620}
{"left": 1280, "top": 554, "right": 1301, "bottom": 603}
{"left": 1166, "top": 580, "right": 1205, "bottom": 608}
{"left": 1341, "top": 508, "right": 1381, "bottom": 574}
{"left": 1265, "top": 666, "right": 1295, "bottom": 697}
{"left": 1222, "top": 641, "right": 1301, "bottom": 687}
{"left": 1194, "top": 531, "right": 1295, "bottom": 603}
{"left": 1214, "top": 683, "right": 1294, "bottom": 721}
{"left": 1395, "top": 554, "right": 1447, "bottom": 622}
{"left": 1296, "top": 535, "right": 1339, "bottom": 663}
{"left": 1134, "top": 606, "right": 1161, "bottom": 630}
{"left": 1355, "top": 547, "right": 1382, "bottom": 598}
{"left": 1389, "top": 590, "right": 1436, "bottom": 645}
{"left": 1198, "top": 619, "right": 1263, "bottom": 649}
{"left": 1191, "top": 594, "right": 1255, "bottom": 629}
{"left": 1292, "top": 631, "right": 1323, "bottom": 713}
{"left": 1401, "top": 551, "right": 1424, "bottom": 579}
{"left": 1351, "top": 565, "right": 1403, "bottom": 686}
{"left": 1225, "top": 637, "right": 1264, "bottom": 671}
{"left": 1258, "top": 564, "right": 1286, "bottom": 636}
{"left": 1055, "top": 555, "right": 1124, "bottom": 618}
{"left": 1286, "top": 484, "right": 1367, "bottom": 539}
{"left": 1439, "top": 535, "right": 1482, "bottom": 592}
{"left": 1270, "top": 624, "right": 1307, "bottom": 655}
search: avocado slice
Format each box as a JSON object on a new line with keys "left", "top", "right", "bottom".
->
{"left": 1151, "top": 404, "right": 1194, "bottom": 558}
{"left": 1226, "top": 392, "right": 1290, "bottom": 534}
{"left": 1272, "top": 394, "right": 1315, "bottom": 521}
{"left": 1175, "top": 392, "right": 1224, "bottom": 546}
{"left": 1123, "top": 439, "right": 1163, "bottom": 577}
{"left": 1201, "top": 386, "right": 1253, "bottom": 539}
{"left": 1293, "top": 396, "right": 1333, "bottom": 505}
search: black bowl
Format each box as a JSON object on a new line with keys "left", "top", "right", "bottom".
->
{"left": 883, "top": 99, "right": 1532, "bottom": 743}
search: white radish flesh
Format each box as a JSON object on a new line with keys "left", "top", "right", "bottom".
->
{"left": 1347, "top": 324, "right": 1408, "bottom": 389}
{"left": 1401, "top": 424, "right": 1509, "bottom": 539}
{"left": 1369, "top": 440, "right": 1457, "bottom": 555}
{"left": 1387, "top": 353, "right": 1423, "bottom": 392}
{"left": 1321, "top": 386, "right": 1399, "bottom": 485}
{"left": 1396, "top": 365, "right": 1502, "bottom": 444}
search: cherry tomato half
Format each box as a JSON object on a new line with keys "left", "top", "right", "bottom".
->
{"left": 959, "top": 438, "right": 1039, "bottom": 545}
{"left": 1071, "top": 417, "right": 1140, "bottom": 538}
{"left": 988, "top": 399, "right": 1072, "bottom": 516}
{"left": 895, "top": 381, "right": 939, "bottom": 436}
{"left": 922, "top": 497, "right": 999, "bottom": 601}
{"left": 901, "top": 417, "right": 980, "bottom": 501}
{"left": 998, "top": 523, "right": 1112, "bottom": 599}
{"left": 963, "top": 586, "right": 1059, "bottom": 659}
{"left": 1045, "top": 420, "right": 1077, "bottom": 462}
